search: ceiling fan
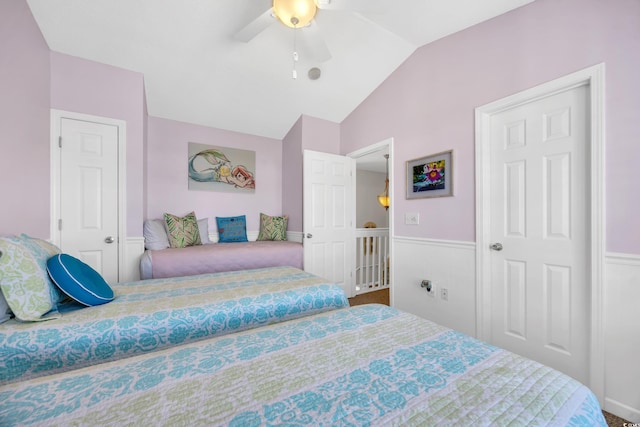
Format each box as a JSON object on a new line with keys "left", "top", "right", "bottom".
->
{"left": 233, "top": 0, "right": 384, "bottom": 63}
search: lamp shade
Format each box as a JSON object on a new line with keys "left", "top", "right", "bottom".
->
{"left": 273, "top": 0, "right": 317, "bottom": 28}
{"left": 378, "top": 178, "right": 390, "bottom": 210}
{"left": 377, "top": 153, "right": 390, "bottom": 210}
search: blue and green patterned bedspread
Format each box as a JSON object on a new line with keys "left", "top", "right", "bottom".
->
{"left": 0, "top": 304, "right": 606, "bottom": 426}
{"left": 0, "top": 266, "right": 348, "bottom": 384}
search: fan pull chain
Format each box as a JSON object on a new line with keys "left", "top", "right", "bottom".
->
{"left": 291, "top": 17, "right": 299, "bottom": 79}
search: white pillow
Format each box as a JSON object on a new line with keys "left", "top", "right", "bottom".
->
{"left": 144, "top": 218, "right": 211, "bottom": 250}
{"left": 198, "top": 219, "right": 212, "bottom": 244}
{"left": 143, "top": 219, "right": 170, "bottom": 250}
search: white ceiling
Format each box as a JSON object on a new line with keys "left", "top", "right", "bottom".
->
{"left": 27, "top": 0, "right": 533, "bottom": 140}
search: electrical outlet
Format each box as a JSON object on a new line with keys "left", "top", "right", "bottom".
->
{"left": 441, "top": 287, "right": 448, "bottom": 301}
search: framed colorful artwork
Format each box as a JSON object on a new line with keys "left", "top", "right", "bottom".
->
{"left": 406, "top": 150, "right": 453, "bottom": 199}
{"left": 188, "top": 142, "right": 256, "bottom": 193}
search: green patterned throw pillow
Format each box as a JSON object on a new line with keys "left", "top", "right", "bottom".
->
{"left": 0, "top": 235, "right": 63, "bottom": 321}
{"left": 257, "top": 213, "right": 288, "bottom": 241}
{"left": 164, "top": 211, "right": 202, "bottom": 248}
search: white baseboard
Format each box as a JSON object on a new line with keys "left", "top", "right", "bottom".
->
{"left": 605, "top": 398, "right": 640, "bottom": 423}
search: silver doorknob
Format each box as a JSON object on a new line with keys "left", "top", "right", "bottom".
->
{"left": 490, "top": 243, "right": 503, "bottom": 251}
{"left": 105, "top": 236, "right": 115, "bottom": 244}
{"left": 305, "top": 233, "right": 313, "bottom": 238}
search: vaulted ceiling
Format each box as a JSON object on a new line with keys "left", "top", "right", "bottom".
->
{"left": 27, "top": 0, "right": 534, "bottom": 139}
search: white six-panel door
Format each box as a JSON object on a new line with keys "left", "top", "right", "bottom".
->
{"left": 488, "top": 84, "right": 589, "bottom": 383}
{"left": 303, "top": 150, "right": 355, "bottom": 296}
{"left": 58, "top": 117, "right": 120, "bottom": 283}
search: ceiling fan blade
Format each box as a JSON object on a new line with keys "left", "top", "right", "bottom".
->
{"left": 316, "top": 0, "right": 387, "bottom": 12}
{"left": 233, "top": 8, "right": 274, "bottom": 42}
{"left": 300, "top": 20, "right": 332, "bottom": 62}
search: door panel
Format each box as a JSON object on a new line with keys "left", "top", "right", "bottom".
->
{"left": 60, "top": 118, "right": 119, "bottom": 283}
{"left": 489, "top": 84, "right": 589, "bottom": 383}
{"left": 303, "top": 150, "right": 354, "bottom": 296}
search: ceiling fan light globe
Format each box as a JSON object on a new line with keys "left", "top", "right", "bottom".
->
{"left": 273, "top": 0, "right": 317, "bottom": 28}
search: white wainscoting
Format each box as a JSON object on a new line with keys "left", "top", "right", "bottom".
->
{"left": 287, "top": 231, "right": 303, "bottom": 243}
{"left": 603, "top": 252, "right": 640, "bottom": 423}
{"left": 392, "top": 236, "right": 477, "bottom": 337}
{"left": 122, "top": 237, "right": 145, "bottom": 283}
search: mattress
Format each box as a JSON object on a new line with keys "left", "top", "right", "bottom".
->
{"left": 140, "top": 240, "right": 304, "bottom": 280}
{"left": 0, "top": 266, "right": 347, "bottom": 384}
{"left": 0, "top": 304, "right": 606, "bottom": 426}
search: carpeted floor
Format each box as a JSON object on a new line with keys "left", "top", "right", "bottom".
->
{"left": 349, "top": 289, "right": 632, "bottom": 426}
{"left": 603, "top": 410, "right": 632, "bottom": 426}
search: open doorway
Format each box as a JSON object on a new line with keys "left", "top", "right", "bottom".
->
{"left": 347, "top": 138, "right": 393, "bottom": 304}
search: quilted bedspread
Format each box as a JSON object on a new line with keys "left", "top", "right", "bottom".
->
{"left": 141, "top": 241, "right": 304, "bottom": 279}
{"left": 0, "top": 305, "right": 606, "bottom": 426}
{"left": 0, "top": 266, "right": 347, "bottom": 385}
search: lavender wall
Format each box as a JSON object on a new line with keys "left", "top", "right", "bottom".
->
{"left": 301, "top": 115, "right": 341, "bottom": 153}
{"left": 0, "top": 0, "right": 51, "bottom": 238}
{"left": 340, "top": 0, "right": 640, "bottom": 254}
{"left": 50, "top": 52, "right": 146, "bottom": 236}
{"left": 146, "top": 117, "right": 282, "bottom": 233}
{"left": 282, "top": 115, "right": 341, "bottom": 232}
{"left": 282, "top": 117, "right": 304, "bottom": 231}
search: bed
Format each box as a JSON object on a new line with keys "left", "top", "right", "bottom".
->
{"left": 0, "top": 304, "right": 606, "bottom": 426}
{"left": 139, "top": 240, "right": 304, "bottom": 280}
{"left": 0, "top": 266, "right": 348, "bottom": 385}
{"left": 140, "top": 214, "right": 304, "bottom": 280}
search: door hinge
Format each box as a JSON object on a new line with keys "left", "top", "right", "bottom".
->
{"left": 58, "top": 136, "right": 62, "bottom": 148}
{"left": 58, "top": 219, "right": 62, "bottom": 230}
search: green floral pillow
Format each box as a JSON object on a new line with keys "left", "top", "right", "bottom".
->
{"left": 164, "top": 211, "right": 202, "bottom": 248}
{"left": 257, "top": 213, "right": 288, "bottom": 241}
{"left": 0, "top": 235, "right": 63, "bottom": 322}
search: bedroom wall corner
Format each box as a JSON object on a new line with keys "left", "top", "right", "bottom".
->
{"left": 0, "top": 0, "right": 51, "bottom": 238}
{"left": 49, "top": 52, "right": 146, "bottom": 237}
{"left": 282, "top": 117, "right": 304, "bottom": 232}
{"left": 281, "top": 114, "right": 341, "bottom": 233}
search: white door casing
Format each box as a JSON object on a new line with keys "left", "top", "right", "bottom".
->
{"left": 346, "top": 138, "right": 394, "bottom": 302}
{"left": 303, "top": 150, "right": 355, "bottom": 297}
{"left": 475, "top": 65, "right": 605, "bottom": 399}
{"left": 51, "top": 110, "right": 127, "bottom": 284}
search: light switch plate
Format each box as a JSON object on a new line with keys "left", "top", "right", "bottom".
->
{"left": 405, "top": 212, "right": 420, "bottom": 225}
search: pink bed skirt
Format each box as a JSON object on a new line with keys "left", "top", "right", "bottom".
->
{"left": 143, "top": 241, "right": 304, "bottom": 279}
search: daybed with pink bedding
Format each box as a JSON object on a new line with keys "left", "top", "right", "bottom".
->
{"left": 139, "top": 215, "right": 303, "bottom": 279}
{"left": 140, "top": 240, "right": 303, "bottom": 279}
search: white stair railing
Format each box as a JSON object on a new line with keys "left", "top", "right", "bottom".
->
{"left": 354, "top": 228, "right": 389, "bottom": 294}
